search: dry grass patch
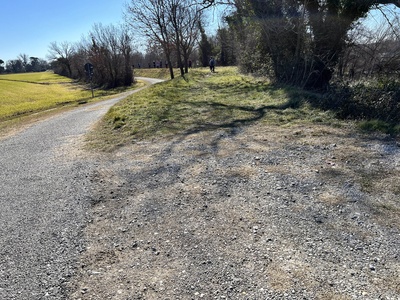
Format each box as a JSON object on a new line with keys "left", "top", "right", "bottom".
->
{"left": 225, "top": 165, "right": 259, "bottom": 179}
{"left": 319, "top": 191, "right": 347, "bottom": 205}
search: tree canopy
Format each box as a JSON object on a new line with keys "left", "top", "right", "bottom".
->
{"left": 222, "top": 0, "right": 400, "bottom": 88}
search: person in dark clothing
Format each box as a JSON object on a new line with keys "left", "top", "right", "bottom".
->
{"left": 209, "top": 57, "right": 215, "bottom": 72}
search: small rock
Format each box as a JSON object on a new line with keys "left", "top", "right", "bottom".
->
{"left": 369, "top": 265, "right": 376, "bottom": 271}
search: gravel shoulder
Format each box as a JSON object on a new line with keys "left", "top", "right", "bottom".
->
{"left": 70, "top": 123, "right": 400, "bottom": 299}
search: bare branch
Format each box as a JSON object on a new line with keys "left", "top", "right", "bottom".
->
{"left": 375, "top": 4, "right": 400, "bottom": 39}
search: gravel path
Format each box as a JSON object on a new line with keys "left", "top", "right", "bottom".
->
{"left": 71, "top": 124, "right": 400, "bottom": 300}
{"left": 2, "top": 77, "right": 399, "bottom": 299}
{"left": 0, "top": 78, "right": 162, "bottom": 300}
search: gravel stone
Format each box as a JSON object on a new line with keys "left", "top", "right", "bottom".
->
{"left": 70, "top": 124, "right": 400, "bottom": 299}
{"left": 0, "top": 78, "right": 163, "bottom": 300}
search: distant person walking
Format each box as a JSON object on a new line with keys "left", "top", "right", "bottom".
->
{"left": 209, "top": 57, "right": 215, "bottom": 72}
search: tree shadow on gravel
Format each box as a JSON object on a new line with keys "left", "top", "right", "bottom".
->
{"left": 80, "top": 82, "right": 400, "bottom": 299}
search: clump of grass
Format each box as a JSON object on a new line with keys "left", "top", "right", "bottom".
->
{"left": 87, "top": 67, "right": 340, "bottom": 151}
{"left": 358, "top": 119, "right": 400, "bottom": 135}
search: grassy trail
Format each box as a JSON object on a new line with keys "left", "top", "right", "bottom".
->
{"left": 87, "top": 67, "right": 340, "bottom": 151}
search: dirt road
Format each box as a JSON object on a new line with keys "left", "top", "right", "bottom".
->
{"left": 0, "top": 78, "right": 163, "bottom": 300}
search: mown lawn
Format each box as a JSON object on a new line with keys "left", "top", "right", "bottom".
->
{"left": 87, "top": 67, "right": 341, "bottom": 151}
{"left": 0, "top": 72, "right": 139, "bottom": 122}
{"left": 0, "top": 72, "right": 94, "bottom": 121}
{"left": 0, "top": 72, "right": 73, "bottom": 83}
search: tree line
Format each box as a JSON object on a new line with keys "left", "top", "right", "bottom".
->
{"left": 222, "top": 0, "right": 400, "bottom": 89}
{"left": 46, "top": 24, "right": 134, "bottom": 89}
{"left": 0, "top": 55, "right": 49, "bottom": 74}
{"left": 1, "top": 0, "right": 399, "bottom": 91}
{"left": 47, "top": 0, "right": 220, "bottom": 87}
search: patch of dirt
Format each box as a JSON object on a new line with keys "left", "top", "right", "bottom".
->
{"left": 70, "top": 123, "right": 400, "bottom": 299}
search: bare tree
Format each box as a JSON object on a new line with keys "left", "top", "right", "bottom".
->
{"left": 125, "top": 0, "right": 176, "bottom": 79}
{"left": 197, "top": 0, "right": 234, "bottom": 9}
{"left": 48, "top": 41, "right": 75, "bottom": 77}
{"left": 167, "top": 0, "right": 203, "bottom": 74}
{"left": 342, "top": 10, "right": 400, "bottom": 79}
{"left": 119, "top": 25, "right": 135, "bottom": 86}
{"left": 69, "top": 40, "right": 90, "bottom": 79}
{"left": 125, "top": 0, "right": 203, "bottom": 78}
{"left": 87, "top": 23, "right": 134, "bottom": 88}
{"left": 168, "top": 1, "right": 185, "bottom": 76}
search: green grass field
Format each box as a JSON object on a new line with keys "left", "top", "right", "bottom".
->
{"left": 87, "top": 67, "right": 341, "bottom": 151}
{"left": 0, "top": 72, "right": 73, "bottom": 83}
{"left": 0, "top": 71, "right": 139, "bottom": 123}
{"left": 0, "top": 72, "right": 94, "bottom": 121}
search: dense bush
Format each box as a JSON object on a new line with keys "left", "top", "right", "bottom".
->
{"left": 314, "top": 79, "right": 400, "bottom": 124}
{"left": 307, "top": 78, "right": 400, "bottom": 133}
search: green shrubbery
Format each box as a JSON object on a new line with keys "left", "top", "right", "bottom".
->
{"left": 308, "top": 77, "right": 400, "bottom": 135}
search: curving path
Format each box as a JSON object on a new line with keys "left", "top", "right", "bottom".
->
{"left": 0, "top": 77, "right": 163, "bottom": 299}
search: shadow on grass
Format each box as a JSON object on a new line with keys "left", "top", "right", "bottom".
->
{"left": 130, "top": 74, "right": 311, "bottom": 155}
{"left": 301, "top": 82, "right": 400, "bottom": 136}
{"left": 182, "top": 99, "right": 301, "bottom": 133}
{"left": 152, "top": 94, "right": 304, "bottom": 157}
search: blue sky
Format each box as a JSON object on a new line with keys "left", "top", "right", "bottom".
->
{"left": 0, "top": 0, "right": 224, "bottom": 64}
{"left": 1, "top": 0, "right": 127, "bottom": 62}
